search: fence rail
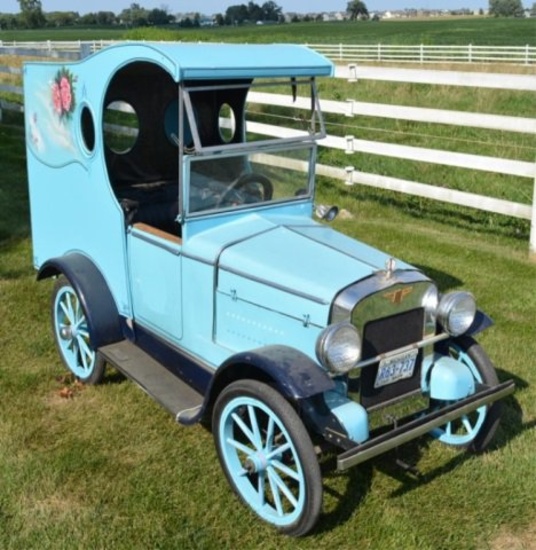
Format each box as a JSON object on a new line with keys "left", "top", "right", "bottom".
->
{"left": 308, "top": 43, "right": 536, "bottom": 65}
{"left": 1, "top": 40, "right": 535, "bottom": 65}
{"left": 1, "top": 44, "right": 535, "bottom": 255}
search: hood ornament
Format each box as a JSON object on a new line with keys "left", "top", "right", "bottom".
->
{"left": 384, "top": 257, "right": 396, "bottom": 279}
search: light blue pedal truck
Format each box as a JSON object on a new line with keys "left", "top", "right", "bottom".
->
{"left": 24, "top": 43, "right": 514, "bottom": 536}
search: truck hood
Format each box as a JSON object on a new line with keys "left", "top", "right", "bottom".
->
{"left": 187, "top": 214, "right": 413, "bottom": 323}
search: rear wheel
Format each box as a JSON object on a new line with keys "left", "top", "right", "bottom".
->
{"left": 430, "top": 336, "right": 502, "bottom": 453}
{"left": 213, "top": 380, "right": 322, "bottom": 536}
{"left": 51, "top": 277, "right": 105, "bottom": 384}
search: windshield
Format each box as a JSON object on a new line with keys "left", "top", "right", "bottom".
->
{"left": 186, "top": 143, "right": 315, "bottom": 215}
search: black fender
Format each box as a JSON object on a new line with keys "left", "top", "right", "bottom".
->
{"left": 178, "top": 345, "right": 336, "bottom": 426}
{"left": 466, "top": 309, "right": 493, "bottom": 336}
{"left": 38, "top": 253, "right": 123, "bottom": 348}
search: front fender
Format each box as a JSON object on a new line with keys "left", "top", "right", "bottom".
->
{"left": 38, "top": 253, "right": 122, "bottom": 349}
{"left": 215, "top": 345, "right": 335, "bottom": 400}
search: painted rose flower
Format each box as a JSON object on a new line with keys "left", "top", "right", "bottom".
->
{"left": 60, "top": 76, "right": 72, "bottom": 112}
{"left": 52, "top": 82, "right": 62, "bottom": 115}
{"left": 51, "top": 68, "right": 77, "bottom": 122}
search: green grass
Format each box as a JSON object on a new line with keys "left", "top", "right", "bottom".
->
{"left": 1, "top": 100, "right": 536, "bottom": 548}
{"left": 0, "top": 17, "right": 535, "bottom": 46}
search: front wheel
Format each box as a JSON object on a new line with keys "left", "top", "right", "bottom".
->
{"left": 51, "top": 277, "right": 105, "bottom": 384}
{"left": 213, "top": 380, "right": 323, "bottom": 536}
{"left": 430, "top": 336, "right": 502, "bottom": 453}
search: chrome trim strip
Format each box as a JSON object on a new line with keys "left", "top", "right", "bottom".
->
{"left": 337, "top": 380, "right": 515, "bottom": 471}
{"left": 332, "top": 270, "right": 431, "bottom": 324}
{"left": 353, "top": 333, "right": 449, "bottom": 370}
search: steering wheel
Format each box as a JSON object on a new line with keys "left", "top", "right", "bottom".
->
{"left": 217, "top": 173, "right": 273, "bottom": 208}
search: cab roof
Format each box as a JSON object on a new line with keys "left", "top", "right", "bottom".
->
{"left": 90, "top": 42, "right": 334, "bottom": 81}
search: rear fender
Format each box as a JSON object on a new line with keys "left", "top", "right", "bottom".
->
{"left": 38, "top": 253, "right": 122, "bottom": 348}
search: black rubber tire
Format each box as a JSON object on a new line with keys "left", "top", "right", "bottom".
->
{"left": 213, "top": 379, "right": 323, "bottom": 536}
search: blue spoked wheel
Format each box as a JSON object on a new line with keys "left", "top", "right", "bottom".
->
{"left": 213, "top": 380, "right": 323, "bottom": 536}
{"left": 430, "top": 336, "right": 502, "bottom": 453}
{"left": 51, "top": 277, "right": 105, "bottom": 384}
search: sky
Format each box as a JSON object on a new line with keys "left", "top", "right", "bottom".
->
{"left": 1, "top": 1, "right": 531, "bottom": 16}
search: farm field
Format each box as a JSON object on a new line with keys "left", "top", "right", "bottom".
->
{"left": 1, "top": 18, "right": 536, "bottom": 549}
{"left": 0, "top": 17, "right": 535, "bottom": 46}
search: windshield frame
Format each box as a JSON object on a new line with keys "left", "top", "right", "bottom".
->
{"left": 181, "top": 77, "right": 326, "bottom": 156}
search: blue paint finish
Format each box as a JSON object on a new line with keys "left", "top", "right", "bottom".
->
{"left": 323, "top": 390, "right": 369, "bottom": 443}
{"left": 128, "top": 228, "right": 183, "bottom": 342}
{"left": 424, "top": 354, "right": 476, "bottom": 401}
{"left": 38, "top": 253, "right": 122, "bottom": 348}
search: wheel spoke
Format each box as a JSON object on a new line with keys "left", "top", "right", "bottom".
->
{"left": 231, "top": 412, "right": 258, "bottom": 448}
{"left": 462, "top": 416, "right": 474, "bottom": 434}
{"left": 257, "top": 471, "right": 266, "bottom": 508}
{"left": 247, "top": 405, "right": 262, "bottom": 447}
{"left": 226, "top": 437, "right": 255, "bottom": 457}
{"left": 59, "top": 300, "right": 73, "bottom": 324}
{"left": 77, "top": 336, "right": 91, "bottom": 371}
{"left": 264, "top": 416, "right": 275, "bottom": 453}
{"left": 270, "top": 459, "right": 300, "bottom": 481}
{"left": 267, "top": 466, "right": 298, "bottom": 509}
{"left": 267, "top": 467, "right": 284, "bottom": 516}
{"left": 266, "top": 441, "right": 291, "bottom": 461}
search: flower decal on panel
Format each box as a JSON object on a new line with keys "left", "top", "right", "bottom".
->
{"left": 51, "top": 67, "right": 77, "bottom": 121}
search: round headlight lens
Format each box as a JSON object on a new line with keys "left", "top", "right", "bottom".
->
{"left": 316, "top": 322, "right": 362, "bottom": 375}
{"left": 437, "top": 291, "right": 476, "bottom": 336}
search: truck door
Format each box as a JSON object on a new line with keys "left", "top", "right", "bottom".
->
{"left": 127, "top": 223, "right": 183, "bottom": 342}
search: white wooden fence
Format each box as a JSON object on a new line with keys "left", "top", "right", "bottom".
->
{"left": 1, "top": 45, "right": 535, "bottom": 255}
{"left": 1, "top": 40, "right": 535, "bottom": 65}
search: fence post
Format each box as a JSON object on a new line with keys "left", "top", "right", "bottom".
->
{"left": 420, "top": 44, "right": 424, "bottom": 64}
{"left": 531, "top": 172, "right": 536, "bottom": 260}
{"left": 378, "top": 43, "right": 381, "bottom": 62}
{"left": 468, "top": 43, "right": 473, "bottom": 64}
{"left": 525, "top": 44, "right": 530, "bottom": 66}
{"left": 339, "top": 43, "right": 343, "bottom": 61}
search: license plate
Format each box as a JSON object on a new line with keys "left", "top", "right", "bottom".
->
{"left": 374, "top": 349, "right": 418, "bottom": 389}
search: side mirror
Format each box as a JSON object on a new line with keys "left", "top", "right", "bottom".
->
{"left": 315, "top": 204, "right": 339, "bottom": 222}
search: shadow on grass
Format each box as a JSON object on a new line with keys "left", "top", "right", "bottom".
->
{"left": 312, "top": 367, "right": 528, "bottom": 533}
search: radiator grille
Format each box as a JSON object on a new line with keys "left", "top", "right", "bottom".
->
{"left": 360, "top": 308, "right": 424, "bottom": 409}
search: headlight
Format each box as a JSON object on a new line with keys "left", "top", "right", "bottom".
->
{"left": 437, "top": 291, "right": 476, "bottom": 336}
{"left": 316, "top": 322, "right": 361, "bottom": 375}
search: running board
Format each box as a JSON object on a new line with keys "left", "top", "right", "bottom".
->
{"left": 337, "top": 379, "right": 515, "bottom": 471}
{"left": 99, "top": 340, "right": 204, "bottom": 424}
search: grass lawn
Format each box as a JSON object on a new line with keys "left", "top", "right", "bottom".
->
{"left": 0, "top": 17, "right": 535, "bottom": 46}
{"left": 1, "top": 92, "right": 535, "bottom": 549}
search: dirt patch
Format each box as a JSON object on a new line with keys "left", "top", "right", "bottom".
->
{"left": 489, "top": 525, "right": 536, "bottom": 550}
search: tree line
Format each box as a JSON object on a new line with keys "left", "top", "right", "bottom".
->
{"left": 2, "top": 0, "right": 532, "bottom": 31}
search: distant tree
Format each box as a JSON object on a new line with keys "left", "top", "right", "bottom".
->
{"left": 347, "top": 0, "right": 369, "bottom": 20}
{"left": 46, "top": 11, "right": 79, "bottom": 27}
{"left": 262, "top": 1, "right": 283, "bottom": 22}
{"left": 214, "top": 13, "right": 225, "bottom": 25}
{"left": 226, "top": 4, "right": 250, "bottom": 25}
{"left": 489, "top": 0, "right": 524, "bottom": 17}
{"left": 0, "top": 13, "right": 20, "bottom": 29}
{"left": 147, "top": 8, "right": 172, "bottom": 26}
{"left": 119, "top": 3, "right": 149, "bottom": 27}
{"left": 530, "top": 2, "right": 536, "bottom": 16}
{"left": 96, "top": 11, "right": 117, "bottom": 26}
{"left": 17, "top": 0, "right": 46, "bottom": 28}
